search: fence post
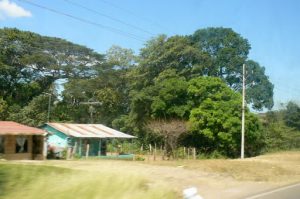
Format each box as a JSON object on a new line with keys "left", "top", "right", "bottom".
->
{"left": 153, "top": 143, "right": 156, "bottom": 161}
{"left": 72, "top": 141, "right": 77, "bottom": 159}
{"left": 85, "top": 144, "right": 89, "bottom": 159}
{"left": 187, "top": 147, "right": 190, "bottom": 160}
{"left": 149, "top": 144, "right": 152, "bottom": 155}
{"left": 193, "top": 148, "right": 196, "bottom": 160}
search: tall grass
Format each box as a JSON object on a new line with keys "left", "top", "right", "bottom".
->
{"left": 0, "top": 163, "right": 177, "bottom": 199}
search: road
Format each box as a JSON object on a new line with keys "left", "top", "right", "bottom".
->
{"left": 245, "top": 183, "right": 300, "bottom": 199}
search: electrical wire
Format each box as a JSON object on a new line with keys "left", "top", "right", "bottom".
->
{"left": 63, "top": 0, "right": 155, "bottom": 36}
{"left": 98, "top": 0, "right": 173, "bottom": 34}
{"left": 18, "top": 0, "right": 146, "bottom": 42}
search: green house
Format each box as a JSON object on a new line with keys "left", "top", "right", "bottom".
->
{"left": 41, "top": 123, "right": 135, "bottom": 157}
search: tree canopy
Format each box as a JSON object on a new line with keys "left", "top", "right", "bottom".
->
{"left": 0, "top": 27, "right": 283, "bottom": 158}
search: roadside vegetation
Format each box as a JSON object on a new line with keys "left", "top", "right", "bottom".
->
{"left": 0, "top": 27, "right": 299, "bottom": 159}
{"left": 0, "top": 163, "right": 177, "bottom": 199}
{"left": 0, "top": 151, "right": 299, "bottom": 199}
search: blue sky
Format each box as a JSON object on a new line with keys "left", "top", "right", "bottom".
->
{"left": 1, "top": 0, "right": 300, "bottom": 109}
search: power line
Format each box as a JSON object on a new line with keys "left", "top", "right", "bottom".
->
{"left": 99, "top": 0, "right": 173, "bottom": 34}
{"left": 18, "top": 0, "right": 146, "bottom": 42}
{"left": 63, "top": 0, "right": 155, "bottom": 36}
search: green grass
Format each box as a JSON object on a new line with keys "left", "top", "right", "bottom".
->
{"left": 0, "top": 163, "right": 177, "bottom": 199}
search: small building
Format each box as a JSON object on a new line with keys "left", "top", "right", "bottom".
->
{"left": 0, "top": 121, "right": 46, "bottom": 160}
{"left": 41, "top": 123, "right": 135, "bottom": 157}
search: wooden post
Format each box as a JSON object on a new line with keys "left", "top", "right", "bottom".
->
{"left": 153, "top": 143, "right": 156, "bottom": 161}
{"left": 149, "top": 144, "right": 152, "bottom": 155}
{"left": 66, "top": 147, "right": 71, "bottom": 160}
{"left": 162, "top": 144, "right": 165, "bottom": 160}
{"left": 85, "top": 144, "right": 89, "bottom": 159}
{"left": 79, "top": 139, "right": 82, "bottom": 157}
{"left": 187, "top": 147, "right": 190, "bottom": 160}
{"left": 183, "top": 147, "right": 186, "bottom": 159}
{"left": 193, "top": 148, "right": 196, "bottom": 160}
{"left": 98, "top": 139, "right": 101, "bottom": 156}
{"left": 72, "top": 141, "right": 77, "bottom": 159}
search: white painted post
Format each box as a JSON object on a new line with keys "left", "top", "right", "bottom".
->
{"left": 86, "top": 144, "right": 89, "bottom": 159}
{"left": 193, "top": 148, "right": 196, "bottom": 160}
{"left": 79, "top": 139, "right": 82, "bottom": 157}
{"left": 241, "top": 63, "right": 246, "bottom": 159}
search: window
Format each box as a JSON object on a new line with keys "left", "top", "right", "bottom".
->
{"left": 16, "top": 136, "right": 28, "bottom": 153}
{"left": 0, "top": 136, "right": 4, "bottom": 153}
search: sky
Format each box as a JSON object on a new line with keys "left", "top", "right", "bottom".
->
{"left": 0, "top": 0, "right": 300, "bottom": 109}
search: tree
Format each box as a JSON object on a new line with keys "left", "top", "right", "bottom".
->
{"left": 133, "top": 35, "right": 210, "bottom": 89}
{"left": 187, "top": 77, "right": 264, "bottom": 157}
{"left": 8, "top": 94, "right": 51, "bottom": 126}
{"left": 147, "top": 119, "right": 187, "bottom": 158}
{"left": 190, "top": 27, "right": 274, "bottom": 110}
{"left": 0, "top": 97, "right": 8, "bottom": 120}
{"left": 106, "top": 45, "right": 136, "bottom": 69}
{"left": 262, "top": 110, "right": 300, "bottom": 151}
{"left": 284, "top": 102, "right": 300, "bottom": 130}
{"left": 0, "top": 28, "right": 103, "bottom": 108}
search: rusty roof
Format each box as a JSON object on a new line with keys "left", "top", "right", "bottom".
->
{"left": 0, "top": 121, "right": 45, "bottom": 135}
{"left": 46, "top": 123, "right": 135, "bottom": 138}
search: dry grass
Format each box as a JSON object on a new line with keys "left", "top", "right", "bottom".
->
{"left": 0, "top": 163, "right": 177, "bottom": 199}
{"left": 2, "top": 151, "right": 300, "bottom": 199}
{"left": 144, "top": 151, "right": 300, "bottom": 182}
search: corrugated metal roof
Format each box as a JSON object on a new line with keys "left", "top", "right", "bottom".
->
{"left": 0, "top": 121, "right": 45, "bottom": 135}
{"left": 46, "top": 123, "right": 136, "bottom": 138}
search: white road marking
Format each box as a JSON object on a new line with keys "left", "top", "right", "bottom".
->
{"left": 245, "top": 183, "right": 300, "bottom": 199}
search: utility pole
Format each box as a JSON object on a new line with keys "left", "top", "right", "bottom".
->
{"left": 80, "top": 101, "right": 101, "bottom": 124}
{"left": 241, "top": 63, "right": 246, "bottom": 159}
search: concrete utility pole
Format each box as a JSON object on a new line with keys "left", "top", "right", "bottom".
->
{"left": 241, "top": 64, "right": 246, "bottom": 159}
{"left": 80, "top": 101, "right": 101, "bottom": 124}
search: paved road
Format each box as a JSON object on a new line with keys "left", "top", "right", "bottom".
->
{"left": 245, "top": 183, "right": 300, "bottom": 199}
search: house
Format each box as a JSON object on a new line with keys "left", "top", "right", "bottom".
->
{"left": 41, "top": 123, "right": 135, "bottom": 157}
{"left": 0, "top": 121, "right": 46, "bottom": 160}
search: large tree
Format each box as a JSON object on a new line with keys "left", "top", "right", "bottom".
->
{"left": 186, "top": 77, "right": 264, "bottom": 157}
{"left": 0, "top": 28, "right": 103, "bottom": 107}
{"left": 190, "top": 27, "right": 274, "bottom": 110}
{"left": 284, "top": 102, "right": 300, "bottom": 130}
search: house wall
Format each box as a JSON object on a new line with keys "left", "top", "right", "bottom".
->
{"left": 43, "top": 125, "right": 68, "bottom": 149}
{"left": 0, "top": 135, "right": 45, "bottom": 160}
{"left": 71, "top": 138, "right": 103, "bottom": 156}
{"left": 41, "top": 125, "right": 107, "bottom": 157}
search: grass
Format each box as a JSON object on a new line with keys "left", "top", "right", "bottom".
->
{"left": 143, "top": 150, "right": 300, "bottom": 182}
{"left": 0, "top": 163, "right": 177, "bottom": 199}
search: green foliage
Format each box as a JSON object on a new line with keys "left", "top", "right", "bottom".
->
{"left": 106, "top": 45, "right": 136, "bottom": 69}
{"left": 0, "top": 27, "right": 273, "bottom": 158}
{"left": 0, "top": 28, "right": 103, "bottom": 109}
{"left": 0, "top": 97, "right": 8, "bottom": 120}
{"left": 8, "top": 94, "right": 50, "bottom": 126}
{"left": 0, "top": 163, "right": 176, "bottom": 199}
{"left": 190, "top": 27, "right": 273, "bottom": 110}
{"left": 284, "top": 102, "right": 300, "bottom": 130}
{"left": 262, "top": 108, "right": 300, "bottom": 151}
{"left": 186, "top": 77, "right": 263, "bottom": 157}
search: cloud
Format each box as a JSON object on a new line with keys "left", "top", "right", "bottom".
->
{"left": 0, "top": 0, "right": 32, "bottom": 19}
